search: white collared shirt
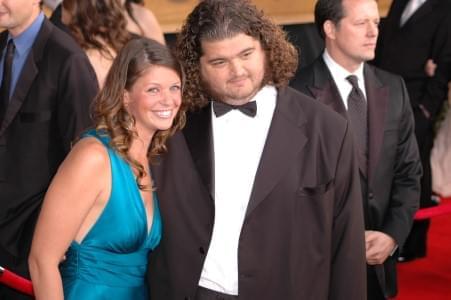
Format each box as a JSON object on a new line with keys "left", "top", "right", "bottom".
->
{"left": 198, "top": 85, "right": 277, "bottom": 295}
{"left": 323, "top": 50, "right": 367, "bottom": 109}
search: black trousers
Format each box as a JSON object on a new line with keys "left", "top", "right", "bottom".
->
{"left": 401, "top": 109, "right": 434, "bottom": 258}
{"left": 367, "top": 266, "right": 387, "bottom": 300}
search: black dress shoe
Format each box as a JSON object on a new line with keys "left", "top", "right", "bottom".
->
{"left": 397, "top": 255, "right": 414, "bottom": 262}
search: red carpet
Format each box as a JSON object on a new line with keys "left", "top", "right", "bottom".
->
{"left": 396, "top": 198, "right": 451, "bottom": 299}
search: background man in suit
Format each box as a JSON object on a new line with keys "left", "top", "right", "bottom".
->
{"left": 148, "top": 1, "right": 366, "bottom": 299}
{"left": 291, "top": 0, "right": 422, "bottom": 299}
{"left": 374, "top": 0, "right": 451, "bottom": 261}
{"left": 0, "top": 0, "right": 98, "bottom": 298}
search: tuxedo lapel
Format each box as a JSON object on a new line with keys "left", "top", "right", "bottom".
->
{"left": 245, "top": 87, "right": 307, "bottom": 217}
{"left": 183, "top": 104, "right": 215, "bottom": 198}
{"left": 364, "top": 64, "right": 389, "bottom": 183}
{"left": 0, "top": 19, "right": 51, "bottom": 135}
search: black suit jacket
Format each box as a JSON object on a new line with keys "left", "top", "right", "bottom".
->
{"left": 374, "top": 0, "right": 451, "bottom": 119}
{"left": 291, "top": 57, "right": 422, "bottom": 297}
{"left": 0, "top": 18, "right": 98, "bottom": 277}
{"left": 148, "top": 87, "right": 366, "bottom": 299}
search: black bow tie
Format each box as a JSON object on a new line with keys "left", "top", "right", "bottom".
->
{"left": 212, "top": 101, "right": 257, "bottom": 117}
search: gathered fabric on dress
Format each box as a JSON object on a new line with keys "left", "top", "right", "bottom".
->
{"left": 60, "top": 130, "right": 161, "bottom": 299}
{"left": 431, "top": 103, "right": 451, "bottom": 198}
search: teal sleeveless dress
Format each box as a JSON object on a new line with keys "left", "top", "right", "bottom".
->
{"left": 60, "top": 130, "right": 162, "bottom": 299}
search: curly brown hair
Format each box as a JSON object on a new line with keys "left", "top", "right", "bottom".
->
{"left": 92, "top": 38, "right": 186, "bottom": 190}
{"left": 176, "top": 0, "right": 299, "bottom": 110}
{"left": 63, "top": 0, "right": 131, "bottom": 59}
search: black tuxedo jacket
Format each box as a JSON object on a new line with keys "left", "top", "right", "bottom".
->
{"left": 0, "top": 18, "right": 98, "bottom": 277}
{"left": 291, "top": 57, "right": 422, "bottom": 297}
{"left": 148, "top": 87, "right": 366, "bottom": 299}
{"left": 375, "top": 0, "right": 451, "bottom": 119}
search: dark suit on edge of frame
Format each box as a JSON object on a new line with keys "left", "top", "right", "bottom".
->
{"left": 291, "top": 57, "right": 422, "bottom": 299}
{"left": 374, "top": 0, "right": 451, "bottom": 259}
{"left": 148, "top": 86, "right": 366, "bottom": 300}
{"left": 0, "top": 17, "right": 98, "bottom": 298}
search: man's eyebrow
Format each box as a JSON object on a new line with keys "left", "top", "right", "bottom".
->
{"left": 206, "top": 47, "right": 256, "bottom": 63}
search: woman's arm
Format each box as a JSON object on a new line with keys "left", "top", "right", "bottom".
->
{"left": 29, "top": 137, "right": 109, "bottom": 300}
{"left": 131, "top": 3, "right": 166, "bottom": 44}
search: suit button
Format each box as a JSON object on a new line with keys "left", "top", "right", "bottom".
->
{"left": 199, "top": 247, "right": 205, "bottom": 255}
{"left": 184, "top": 297, "right": 190, "bottom": 300}
{"left": 369, "top": 192, "right": 374, "bottom": 199}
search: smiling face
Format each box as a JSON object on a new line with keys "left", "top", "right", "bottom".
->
{"left": 199, "top": 33, "right": 266, "bottom": 106}
{"left": 324, "top": 0, "right": 379, "bottom": 72}
{"left": 0, "top": 0, "right": 40, "bottom": 37}
{"left": 124, "top": 65, "right": 182, "bottom": 140}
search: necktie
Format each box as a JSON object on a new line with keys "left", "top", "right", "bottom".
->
{"left": 0, "top": 39, "right": 15, "bottom": 124}
{"left": 346, "top": 75, "right": 368, "bottom": 174}
{"left": 212, "top": 100, "right": 257, "bottom": 117}
{"left": 400, "top": 0, "right": 425, "bottom": 26}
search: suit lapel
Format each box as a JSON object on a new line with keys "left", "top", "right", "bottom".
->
{"left": 0, "top": 19, "right": 51, "bottom": 135}
{"left": 404, "top": 0, "right": 437, "bottom": 27}
{"left": 0, "top": 33, "right": 6, "bottom": 57}
{"left": 308, "top": 58, "right": 347, "bottom": 118}
{"left": 309, "top": 58, "right": 374, "bottom": 178}
{"left": 390, "top": 0, "right": 410, "bottom": 20}
{"left": 364, "top": 64, "right": 389, "bottom": 183}
{"left": 183, "top": 104, "right": 215, "bottom": 198}
{"left": 245, "top": 87, "right": 307, "bottom": 217}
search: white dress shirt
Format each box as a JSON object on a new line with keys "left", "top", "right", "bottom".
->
{"left": 198, "top": 85, "right": 277, "bottom": 295}
{"left": 323, "top": 50, "right": 367, "bottom": 109}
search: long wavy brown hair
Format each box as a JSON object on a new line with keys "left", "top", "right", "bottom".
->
{"left": 63, "top": 0, "right": 131, "bottom": 59}
{"left": 92, "top": 38, "right": 186, "bottom": 190}
{"left": 176, "top": 0, "right": 299, "bottom": 111}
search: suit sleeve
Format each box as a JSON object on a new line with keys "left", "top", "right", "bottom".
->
{"left": 329, "top": 122, "right": 367, "bottom": 300}
{"left": 56, "top": 52, "right": 98, "bottom": 152}
{"left": 381, "top": 77, "right": 422, "bottom": 248}
{"left": 419, "top": 15, "right": 451, "bottom": 117}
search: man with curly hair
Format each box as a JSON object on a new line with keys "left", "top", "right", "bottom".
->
{"left": 148, "top": 1, "right": 366, "bottom": 299}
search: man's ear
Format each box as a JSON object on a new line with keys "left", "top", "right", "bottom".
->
{"left": 323, "top": 20, "right": 337, "bottom": 40}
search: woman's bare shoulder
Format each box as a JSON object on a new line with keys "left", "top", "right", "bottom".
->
{"left": 64, "top": 136, "right": 110, "bottom": 172}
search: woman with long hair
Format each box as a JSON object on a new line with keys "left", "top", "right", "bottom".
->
{"left": 28, "top": 38, "right": 185, "bottom": 300}
{"left": 60, "top": 0, "right": 133, "bottom": 87}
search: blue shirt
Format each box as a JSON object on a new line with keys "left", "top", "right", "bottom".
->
{"left": 0, "top": 12, "right": 45, "bottom": 100}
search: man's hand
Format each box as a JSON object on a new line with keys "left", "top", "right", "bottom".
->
{"left": 424, "top": 59, "right": 437, "bottom": 77}
{"left": 365, "top": 231, "right": 396, "bottom": 265}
